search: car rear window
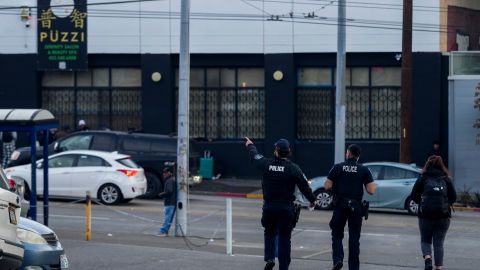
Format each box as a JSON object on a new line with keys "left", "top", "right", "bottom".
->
{"left": 116, "top": 158, "right": 140, "bottom": 168}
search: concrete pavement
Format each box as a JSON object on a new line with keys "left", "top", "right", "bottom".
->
{"left": 62, "top": 238, "right": 417, "bottom": 270}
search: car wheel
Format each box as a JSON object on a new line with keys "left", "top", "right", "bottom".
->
{"left": 314, "top": 189, "right": 333, "bottom": 210}
{"left": 141, "top": 172, "right": 161, "bottom": 199}
{"left": 406, "top": 197, "right": 418, "bottom": 215}
{"left": 98, "top": 184, "right": 123, "bottom": 205}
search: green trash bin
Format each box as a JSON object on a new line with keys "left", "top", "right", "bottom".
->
{"left": 199, "top": 157, "right": 214, "bottom": 179}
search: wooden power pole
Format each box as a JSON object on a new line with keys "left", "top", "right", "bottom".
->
{"left": 400, "top": 0, "right": 413, "bottom": 163}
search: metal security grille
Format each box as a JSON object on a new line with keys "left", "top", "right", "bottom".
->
{"left": 42, "top": 69, "right": 141, "bottom": 131}
{"left": 176, "top": 68, "right": 265, "bottom": 139}
{"left": 371, "top": 87, "right": 401, "bottom": 139}
{"left": 297, "top": 67, "right": 401, "bottom": 140}
{"left": 297, "top": 88, "right": 333, "bottom": 139}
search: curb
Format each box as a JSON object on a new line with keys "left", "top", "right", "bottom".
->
{"left": 452, "top": 206, "right": 480, "bottom": 213}
{"left": 191, "top": 191, "right": 263, "bottom": 200}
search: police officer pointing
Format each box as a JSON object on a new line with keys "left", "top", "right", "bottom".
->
{"left": 245, "top": 137, "right": 316, "bottom": 270}
{"left": 324, "top": 144, "right": 376, "bottom": 270}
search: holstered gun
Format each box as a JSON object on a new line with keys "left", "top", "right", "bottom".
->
{"left": 361, "top": 200, "right": 370, "bottom": 220}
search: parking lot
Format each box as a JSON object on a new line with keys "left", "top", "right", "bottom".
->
{"left": 36, "top": 195, "right": 480, "bottom": 270}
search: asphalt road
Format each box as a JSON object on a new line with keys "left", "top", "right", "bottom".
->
{"left": 35, "top": 195, "right": 480, "bottom": 270}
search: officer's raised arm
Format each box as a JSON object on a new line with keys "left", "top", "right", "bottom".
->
{"left": 245, "top": 137, "right": 268, "bottom": 171}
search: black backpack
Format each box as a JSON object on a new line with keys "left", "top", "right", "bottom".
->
{"left": 420, "top": 177, "right": 450, "bottom": 218}
{"left": 2, "top": 132, "right": 13, "bottom": 143}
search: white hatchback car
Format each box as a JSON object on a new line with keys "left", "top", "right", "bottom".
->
{"left": 0, "top": 171, "right": 23, "bottom": 269}
{"left": 5, "top": 150, "right": 147, "bottom": 205}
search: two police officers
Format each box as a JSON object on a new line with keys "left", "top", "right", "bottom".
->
{"left": 245, "top": 137, "right": 316, "bottom": 270}
{"left": 324, "top": 144, "right": 376, "bottom": 270}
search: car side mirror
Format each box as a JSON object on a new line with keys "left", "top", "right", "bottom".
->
{"left": 54, "top": 142, "right": 59, "bottom": 152}
{"left": 36, "top": 162, "right": 43, "bottom": 169}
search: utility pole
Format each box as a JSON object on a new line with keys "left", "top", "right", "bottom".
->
{"left": 175, "top": 0, "right": 190, "bottom": 236}
{"left": 334, "top": 0, "right": 346, "bottom": 163}
{"left": 400, "top": 0, "right": 412, "bottom": 163}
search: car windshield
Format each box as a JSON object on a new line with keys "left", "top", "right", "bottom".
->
{"left": 59, "top": 134, "right": 93, "bottom": 151}
{"left": 116, "top": 158, "right": 140, "bottom": 168}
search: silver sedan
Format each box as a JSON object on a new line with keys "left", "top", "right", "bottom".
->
{"left": 308, "top": 162, "right": 421, "bottom": 215}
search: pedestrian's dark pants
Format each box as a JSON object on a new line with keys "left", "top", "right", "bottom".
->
{"left": 261, "top": 202, "right": 294, "bottom": 270}
{"left": 329, "top": 200, "right": 363, "bottom": 270}
{"left": 419, "top": 217, "right": 450, "bottom": 267}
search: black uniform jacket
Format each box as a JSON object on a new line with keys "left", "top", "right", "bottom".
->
{"left": 327, "top": 158, "right": 374, "bottom": 202}
{"left": 247, "top": 144, "right": 316, "bottom": 204}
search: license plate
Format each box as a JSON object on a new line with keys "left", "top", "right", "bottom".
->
{"left": 8, "top": 206, "right": 16, "bottom": 225}
{"left": 60, "top": 254, "right": 69, "bottom": 269}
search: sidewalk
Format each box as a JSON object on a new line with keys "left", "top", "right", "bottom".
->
{"left": 190, "top": 177, "right": 480, "bottom": 212}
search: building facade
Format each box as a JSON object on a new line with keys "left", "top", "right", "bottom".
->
{"left": 0, "top": 0, "right": 473, "bottom": 177}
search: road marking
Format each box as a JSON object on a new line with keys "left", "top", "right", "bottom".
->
{"left": 301, "top": 248, "right": 332, "bottom": 259}
{"left": 38, "top": 214, "right": 111, "bottom": 221}
{"left": 298, "top": 229, "right": 400, "bottom": 238}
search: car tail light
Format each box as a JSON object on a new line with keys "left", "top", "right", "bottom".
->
{"left": 117, "top": 169, "right": 138, "bottom": 177}
{"left": 8, "top": 179, "right": 16, "bottom": 190}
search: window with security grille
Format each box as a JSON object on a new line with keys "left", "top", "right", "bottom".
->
{"left": 175, "top": 68, "right": 265, "bottom": 139}
{"left": 42, "top": 68, "right": 142, "bottom": 132}
{"left": 297, "top": 67, "right": 401, "bottom": 140}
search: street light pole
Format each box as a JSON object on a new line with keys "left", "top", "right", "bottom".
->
{"left": 175, "top": 0, "right": 190, "bottom": 236}
{"left": 334, "top": 0, "right": 347, "bottom": 163}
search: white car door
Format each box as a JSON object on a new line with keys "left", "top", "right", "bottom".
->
{"left": 70, "top": 155, "right": 110, "bottom": 198}
{"left": 41, "top": 154, "right": 78, "bottom": 197}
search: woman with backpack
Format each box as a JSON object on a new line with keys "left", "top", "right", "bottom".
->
{"left": 410, "top": 155, "right": 457, "bottom": 270}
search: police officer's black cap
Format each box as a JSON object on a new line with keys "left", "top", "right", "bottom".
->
{"left": 347, "top": 144, "right": 361, "bottom": 157}
{"left": 274, "top": 139, "right": 290, "bottom": 152}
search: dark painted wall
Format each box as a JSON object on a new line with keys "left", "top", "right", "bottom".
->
{"left": 411, "top": 53, "right": 443, "bottom": 167}
{"left": 264, "top": 54, "right": 296, "bottom": 157}
{"left": 195, "top": 141, "right": 266, "bottom": 178}
{"left": 141, "top": 54, "right": 174, "bottom": 134}
{"left": 0, "top": 54, "right": 39, "bottom": 108}
{"left": 0, "top": 52, "right": 447, "bottom": 178}
{"left": 0, "top": 54, "right": 40, "bottom": 147}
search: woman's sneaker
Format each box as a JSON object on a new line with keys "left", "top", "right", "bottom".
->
{"left": 425, "top": 258, "right": 433, "bottom": 270}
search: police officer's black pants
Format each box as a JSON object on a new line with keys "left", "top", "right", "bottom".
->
{"left": 329, "top": 201, "right": 363, "bottom": 270}
{"left": 261, "top": 202, "right": 294, "bottom": 270}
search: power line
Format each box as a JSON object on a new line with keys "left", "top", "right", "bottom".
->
{"left": 0, "top": 9, "right": 459, "bottom": 34}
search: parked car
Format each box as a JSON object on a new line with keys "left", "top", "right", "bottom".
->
{"left": 18, "top": 217, "right": 68, "bottom": 269}
{"left": 308, "top": 162, "right": 421, "bottom": 215}
{"left": 0, "top": 169, "right": 24, "bottom": 269}
{"left": 6, "top": 150, "right": 147, "bottom": 205}
{"left": 0, "top": 168, "right": 30, "bottom": 218}
{"left": 9, "top": 130, "right": 200, "bottom": 198}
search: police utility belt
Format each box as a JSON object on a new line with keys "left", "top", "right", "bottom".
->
{"left": 334, "top": 195, "right": 370, "bottom": 220}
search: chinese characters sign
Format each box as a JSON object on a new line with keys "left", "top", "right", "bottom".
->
{"left": 37, "top": 0, "right": 87, "bottom": 70}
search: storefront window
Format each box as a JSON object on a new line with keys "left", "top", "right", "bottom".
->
{"left": 42, "top": 68, "right": 142, "bottom": 132}
{"left": 297, "top": 66, "right": 401, "bottom": 140}
{"left": 175, "top": 67, "right": 265, "bottom": 139}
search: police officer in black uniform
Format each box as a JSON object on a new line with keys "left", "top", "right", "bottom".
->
{"left": 245, "top": 137, "right": 316, "bottom": 270}
{"left": 324, "top": 144, "right": 376, "bottom": 270}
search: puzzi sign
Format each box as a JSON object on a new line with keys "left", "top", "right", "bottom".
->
{"left": 37, "top": 0, "right": 87, "bottom": 70}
